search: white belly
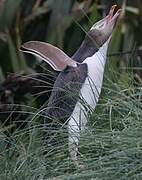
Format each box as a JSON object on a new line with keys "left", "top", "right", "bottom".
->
{"left": 70, "top": 48, "right": 106, "bottom": 127}
{"left": 68, "top": 41, "right": 108, "bottom": 162}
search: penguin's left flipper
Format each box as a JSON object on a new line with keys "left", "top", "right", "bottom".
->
{"left": 20, "top": 41, "right": 77, "bottom": 71}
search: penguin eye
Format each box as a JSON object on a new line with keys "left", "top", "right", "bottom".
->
{"left": 99, "top": 24, "right": 104, "bottom": 28}
{"left": 95, "top": 22, "right": 104, "bottom": 30}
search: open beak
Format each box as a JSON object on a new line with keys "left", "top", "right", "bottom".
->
{"left": 89, "top": 5, "right": 122, "bottom": 46}
{"left": 106, "top": 5, "right": 122, "bottom": 25}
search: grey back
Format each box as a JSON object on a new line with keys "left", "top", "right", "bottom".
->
{"left": 44, "top": 63, "right": 88, "bottom": 146}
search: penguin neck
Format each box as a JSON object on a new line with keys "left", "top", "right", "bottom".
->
{"left": 84, "top": 38, "right": 110, "bottom": 70}
{"left": 98, "top": 38, "right": 110, "bottom": 66}
{"left": 72, "top": 40, "right": 98, "bottom": 63}
{"left": 93, "top": 37, "right": 111, "bottom": 68}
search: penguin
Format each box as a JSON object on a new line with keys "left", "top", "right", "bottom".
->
{"left": 20, "top": 5, "right": 121, "bottom": 164}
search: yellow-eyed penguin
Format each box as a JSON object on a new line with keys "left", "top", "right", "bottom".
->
{"left": 20, "top": 5, "right": 121, "bottom": 164}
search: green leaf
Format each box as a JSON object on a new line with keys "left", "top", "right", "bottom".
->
{"left": 0, "top": 66, "right": 5, "bottom": 81}
{"left": 16, "top": 33, "right": 27, "bottom": 72}
{"left": 0, "top": 0, "right": 22, "bottom": 31}
{"left": 90, "top": 3, "right": 99, "bottom": 24}
{"left": 7, "top": 32, "right": 20, "bottom": 72}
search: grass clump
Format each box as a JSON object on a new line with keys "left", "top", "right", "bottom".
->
{"left": 0, "top": 72, "right": 142, "bottom": 180}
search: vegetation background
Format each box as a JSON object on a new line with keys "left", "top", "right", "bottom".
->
{"left": 0, "top": 0, "right": 142, "bottom": 179}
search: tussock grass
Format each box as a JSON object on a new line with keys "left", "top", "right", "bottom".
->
{"left": 1, "top": 71, "right": 142, "bottom": 180}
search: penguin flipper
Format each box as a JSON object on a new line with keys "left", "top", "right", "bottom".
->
{"left": 20, "top": 41, "right": 77, "bottom": 71}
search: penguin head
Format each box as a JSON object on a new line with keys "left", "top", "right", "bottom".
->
{"left": 86, "top": 5, "right": 121, "bottom": 48}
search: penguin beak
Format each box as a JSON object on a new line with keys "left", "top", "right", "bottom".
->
{"left": 88, "top": 5, "right": 122, "bottom": 47}
{"left": 106, "top": 5, "right": 122, "bottom": 27}
{"left": 91, "top": 5, "right": 121, "bottom": 31}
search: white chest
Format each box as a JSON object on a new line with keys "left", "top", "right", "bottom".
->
{"left": 81, "top": 50, "right": 106, "bottom": 109}
{"left": 68, "top": 49, "right": 107, "bottom": 134}
{"left": 68, "top": 42, "right": 108, "bottom": 162}
{"left": 73, "top": 46, "right": 107, "bottom": 118}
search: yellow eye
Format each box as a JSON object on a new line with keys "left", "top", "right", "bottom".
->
{"left": 99, "top": 24, "right": 104, "bottom": 28}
